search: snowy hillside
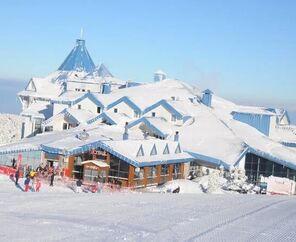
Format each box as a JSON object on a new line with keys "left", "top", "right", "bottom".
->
{"left": 0, "top": 174, "right": 295, "bottom": 242}
{"left": 0, "top": 114, "right": 23, "bottom": 145}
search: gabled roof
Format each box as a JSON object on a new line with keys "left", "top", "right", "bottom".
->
{"left": 25, "top": 79, "right": 37, "bottom": 92}
{"left": 107, "top": 96, "right": 142, "bottom": 113}
{"left": 88, "top": 111, "right": 132, "bottom": 126}
{"left": 143, "top": 99, "right": 184, "bottom": 119}
{"left": 58, "top": 39, "right": 95, "bottom": 73}
{"left": 127, "top": 117, "right": 175, "bottom": 139}
{"left": 102, "top": 139, "right": 193, "bottom": 167}
{"left": 21, "top": 103, "right": 52, "bottom": 119}
{"left": 43, "top": 108, "right": 96, "bottom": 126}
{"left": 91, "top": 63, "right": 113, "bottom": 78}
{"left": 87, "top": 112, "right": 117, "bottom": 125}
{"left": 52, "top": 91, "right": 105, "bottom": 108}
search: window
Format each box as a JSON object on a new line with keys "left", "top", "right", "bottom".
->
{"left": 171, "top": 115, "right": 177, "bottom": 122}
{"left": 82, "top": 89, "right": 85, "bottom": 92}
{"left": 34, "top": 119, "right": 42, "bottom": 134}
{"left": 150, "top": 144, "right": 157, "bottom": 156}
{"left": 78, "top": 104, "right": 81, "bottom": 110}
{"left": 163, "top": 144, "right": 170, "bottom": 154}
{"left": 63, "top": 123, "right": 68, "bottom": 130}
{"left": 44, "top": 126, "right": 53, "bottom": 132}
{"left": 97, "top": 107, "right": 101, "bottom": 114}
{"left": 147, "top": 166, "right": 157, "bottom": 178}
{"left": 136, "top": 145, "right": 144, "bottom": 157}
{"left": 152, "top": 112, "right": 156, "bottom": 117}
{"left": 114, "top": 108, "right": 118, "bottom": 113}
{"left": 83, "top": 168, "right": 99, "bottom": 182}
{"left": 175, "top": 144, "right": 181, "bottom": 154}
{"left": 109, "top": 156, "right": 129, "bottom": 179}
{"left": 161, "top": 164, "right": 169, "bottom": 175}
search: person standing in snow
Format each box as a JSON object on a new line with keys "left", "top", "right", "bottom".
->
{"left": 11, "top": 158, "right": 16, "bottom": 168}
{"left": 76, "top": 179, "right": 82, "bottom": 193}
{"left": 15, "top": 169, "right": 20, "bottom": 185}
{"left": 24, "top": 175, "right": 30, "bottom": 192}
{"left": 97, "top": 181, "right": 103, "bottom": 193}
{"left": 35, "top": 178, "right": 41, "bottom": 192}
{"left": 49, "top": 170, "right": 54, "bottom": 186}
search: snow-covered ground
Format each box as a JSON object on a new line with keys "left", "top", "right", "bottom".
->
{"left": 0, "top": 174, "right": 295, "bottom": 242}
{"left": 0, "top": 113, "right": 23, "bottom": 145}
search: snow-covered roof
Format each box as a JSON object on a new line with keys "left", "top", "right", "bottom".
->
{"left": 0, "top": 124, "right": 193, "bottom": 167}
{"left": 128, "top": 117, "right": 176, "bottom": 138}
{"left": 173, "top": 108, "right": 247, "bottom": 168}
{"left": 88, "top": 111, "right": 133, "bottom": 126}
{"left": 233, "top": 106, "right": 276, "bottom": 116}
{"left": 21, "top": 103, "right": 52, "bottom": 119}
{"left": 272, "top": 125, "right": 296, "bottom": 144}
{"left": 44, "top": 108, "right": 97, "bottom": 126}
{"left": 228, "top": 119, "right": 296, "bottom": 170}
{"left": 89, "top": 63, "right": 113, "bottom": 78}
{"left": 102, "top": 139, "right": 193, "bottom": 167}
{"left": 81, "top": 160, "right": 110, "bottom": 168}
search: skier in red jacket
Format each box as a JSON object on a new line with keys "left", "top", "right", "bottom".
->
{"left": 24, "top": 175, "right": 30, "bottom": 192}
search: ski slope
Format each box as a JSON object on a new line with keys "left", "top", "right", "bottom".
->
{"left": 0, "top": 175, "right": 295, "bottom": 242}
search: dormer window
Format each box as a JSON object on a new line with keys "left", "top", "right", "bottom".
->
{"left": 136, "top": 145, "right": 144, "bottom": 157}
{"left": 163, "top": 144, "right": 170, "bottom": 154}
{"left": 97, "top": 107, "right": 101, "bottom": 114}
{"left": 78, "top": 104, "right": 81, "bottom": 110}
{"left": 114, "top": 108, "right": 118, "bottom": 113}
{"left": 175, "top": 143, "right": 181, "bottom": 154}
{"left": 150, "top": 144, "right": 157, "bottom": 156}
{"left": 152, "top": 112, "right": 156, "bottom": 117}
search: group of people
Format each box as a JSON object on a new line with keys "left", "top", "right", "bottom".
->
{"left": 14, "top": 168, "right": 42, "bottom": 192}
{"left": 13, "top": 164, "right": 58, "bottom": 192}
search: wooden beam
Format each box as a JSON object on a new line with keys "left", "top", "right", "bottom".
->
{"left": 156, "top": 165, "right": 161, "bottom": 184}
{"left": 128, "top": 165, "right": 135, "bottom": 187}
{"left": 180, "top": 163, "right": 185, "bottom": 179}
{"left": 168, "top": 164, "right": 173, "bottom": 181}
{"left": 67, "top": 156, "right": 74, "bottom": 178}
{"left": 144, "top": 167, "right": 149, "bottom": 187}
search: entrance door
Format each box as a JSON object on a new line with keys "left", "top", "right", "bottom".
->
{"left": 73, "top": 165, "right": 83, "bottom": 180}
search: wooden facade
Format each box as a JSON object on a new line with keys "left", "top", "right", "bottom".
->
{"left": 61, "top": 149, "right": 186, "bottom": 188}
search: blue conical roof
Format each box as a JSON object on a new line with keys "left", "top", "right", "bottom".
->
{"left": 58, "top": 39, "right": 95, "bottom": 73}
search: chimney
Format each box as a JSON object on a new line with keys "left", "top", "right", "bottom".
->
{"left": 101, "top": 83, "right": 111, "bottom": 94}
{"left": 123, "top": 122, "right": 129, "bottom": 140}
{"left": 201, "top": 89, "right": 213, "bottom": 107}
{"left": 143, "top": 131, "right": 148, "bottom": 140}
{"left": 174, "top": 131, "right": 179, "bottom": 142}
{"left": 154, "top": 70, "right": 167, "bottom": 82}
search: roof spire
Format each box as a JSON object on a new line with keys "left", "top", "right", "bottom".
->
{"left": 80, "top": 27, "right": 84, "bottom": 39}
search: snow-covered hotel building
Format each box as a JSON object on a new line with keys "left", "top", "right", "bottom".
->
{"left": 0, "top": 39, "right": 296, "bottom": 186}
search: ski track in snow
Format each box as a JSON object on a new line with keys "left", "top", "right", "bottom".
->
{"left": 0, "top": 176, "right": 296, "bottom": 242}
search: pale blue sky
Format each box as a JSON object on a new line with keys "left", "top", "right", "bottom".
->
{"left": 0, "top": 0, "right": 295, "bottom": 114}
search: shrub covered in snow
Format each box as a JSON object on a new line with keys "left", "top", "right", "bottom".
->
{"left": 223, "top": 167, "right": 258, "bottom": 193}
{"left": 0, "top": 113, "right": 23, "bottom": 145}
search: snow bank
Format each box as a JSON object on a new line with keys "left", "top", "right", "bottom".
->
{"left": 0, "top": 113, "right": 23, "bottom": 145}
